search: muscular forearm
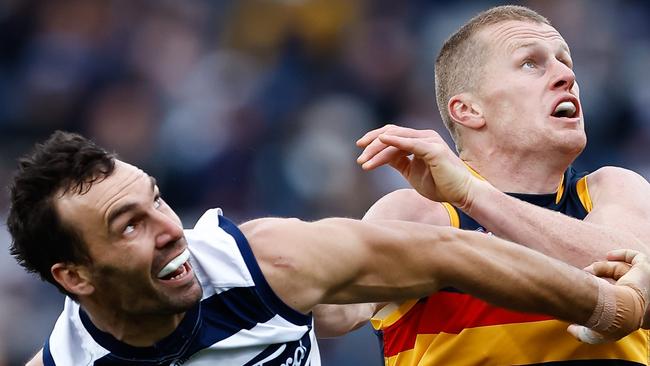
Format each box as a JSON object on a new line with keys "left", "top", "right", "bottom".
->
{"left": 441, "top": 229, "right": 646, "bottom": 342}
{"left": 316, "top": 219, "right": 609, "bottom": 325}
{"left": 439, "top": 228, "right": 597, "bottom": 324}
{"left": 465, "top": 182, "right": 645, "bottom": 268}
{"left": 248, "top": 217, "right": 644, "bottom": 341}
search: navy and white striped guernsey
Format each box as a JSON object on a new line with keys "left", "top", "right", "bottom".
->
{"left": 43, "top": 208, "right": 320, "bottom": 365}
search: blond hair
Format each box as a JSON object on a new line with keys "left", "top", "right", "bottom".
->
{"left": 434, "top": 5, "right": 550, "bottom": 151}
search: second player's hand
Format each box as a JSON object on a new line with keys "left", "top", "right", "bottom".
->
{"left": 599, "top": 250, "right": 650, "bottom": 329}
{"left": 356, "top": 125, "right": 482, "bottom": 209}
{"left": 568, "top": 249, "right": 650, "bottom": 343}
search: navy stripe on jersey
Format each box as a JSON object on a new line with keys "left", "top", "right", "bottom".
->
{"left": 86, "top": 284, "right": 303, "bottom": 365}
{"left": 79, "top": 300, "right": 201, "bottom": 362}
{"left": 218, "top": 216, "right": 311, "bottom": 325}
{"left": 43, "top": 339, "right": 55, "bottom": 366}
{"left": 457, "top": 166, "right": 589, "bottom": 232}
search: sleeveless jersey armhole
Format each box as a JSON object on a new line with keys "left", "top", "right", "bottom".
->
{"left": 441, "top": 202, "right": 460, "bottom": 228}
{"left": 371, "top": 300, "right": 420, "bottom": 331}
{"left": 576, "top": 176, "right": 593, "bottom": 213}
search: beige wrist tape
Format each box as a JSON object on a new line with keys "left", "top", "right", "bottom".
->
{"left": 584, "top": 276, "right": 643, "bottom": 339}
{"left": 584, "top": 277, "right": 616, "bottom": 330}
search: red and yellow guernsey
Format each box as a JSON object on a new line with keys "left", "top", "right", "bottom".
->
{"left": 371, "top": 167, "right": 649, "bottom": 366}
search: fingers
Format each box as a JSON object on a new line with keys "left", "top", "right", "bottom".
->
{"left": 357, "top": 143, "right": 406, "bottom": 171}
{"left": 586, "top": 261, "right": 632, "bottom": 281}
{"left": 356, "top": 125, "right": 396, "bottom": 148}
{"left": 357, "top": 135, "right": 442, "bottom": 171}
{"left": 356, "top": 125, "right": 445, "bottom": 170}
{"left": 377, "top": 134, "right": 445, "bottom": 163}
{"left": 356, "top": 124, "right": 440, "bottom": 148}
{"left": 607, "top": 249, "right": 646, "bottom": 265}
{"left": 566, "top": 324, "right": 606, "bottom": 344}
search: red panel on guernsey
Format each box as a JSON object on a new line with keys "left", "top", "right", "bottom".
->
{"left": 382, "top": 291, "right": 553, "bottom": 357}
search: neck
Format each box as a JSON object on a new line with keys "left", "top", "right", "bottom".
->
{"left": 81, "top": 301, "right": 186, "bottom": 347}
{"left": 460, "top": 148, "right": 574, "bottom": 194}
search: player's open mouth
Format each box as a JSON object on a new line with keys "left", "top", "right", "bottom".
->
{"left": 157, "top": 249, "right": 191, "bottom": 281}
{"left": 550, "top": 97, "right": 580, "bottom": 119}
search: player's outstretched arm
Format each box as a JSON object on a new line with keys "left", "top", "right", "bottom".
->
{"left": 239, "top": 217, "right": 647, "bottom": 343}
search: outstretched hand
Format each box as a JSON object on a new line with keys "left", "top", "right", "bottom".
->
{"left": 356, "top": 124, "right": 481, "bottom": 209}
{"left": 568, "top": 249, "right": 650, "bottom": 344}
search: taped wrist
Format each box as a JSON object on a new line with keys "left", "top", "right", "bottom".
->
{"left": 584, "top": 277, "right": 616, "bottom": 331}
{"left": 584, "top": 276, "right": 644, "bottom": 340}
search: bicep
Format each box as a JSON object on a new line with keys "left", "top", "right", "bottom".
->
{"left": 241, "top": 218, "right": 448, "bottom": 313}
{"left": 240, "top": 218, "right": 374, "bottom": 313}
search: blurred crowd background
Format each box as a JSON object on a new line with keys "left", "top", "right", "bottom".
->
{"left": 1, "top": 0, "right": 650, "bottom": 364}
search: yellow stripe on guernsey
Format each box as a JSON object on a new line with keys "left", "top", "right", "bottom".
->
{"left": 382, "top": 321, "right": 647, "bottom": 366}
{"left": 463, "top": 162, "right": 486, "bottom": 181}
{"left": 555, "top": 174, "right": 566, "bottom": 204}
{"left": 576, "top": 176, "right": 593, "bottom": 212}
{"left": 439, "top": 162, "right": 478, "bottom": 229}
{"left": 441, "top": 202, "right": 459, "bottom": 228}
{"left": 371, "top": 300, "right": 419, "bottom": 330}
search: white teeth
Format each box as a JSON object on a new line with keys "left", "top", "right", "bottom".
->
{"left": 553, "top": 101, "right": 576, "bottom": 116}
{"left": 157, "top": 249, "right": 190, "bottom": 278}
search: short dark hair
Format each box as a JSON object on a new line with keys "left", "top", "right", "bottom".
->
{"left": 7, "top": 131, "right": 116, "bottom": 297}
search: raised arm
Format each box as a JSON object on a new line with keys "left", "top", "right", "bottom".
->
{"left": 356, "top": 125, "right": 650, "bottom": 268}
{"left": 239, "top": 217, "right": 648, "bottom": 342}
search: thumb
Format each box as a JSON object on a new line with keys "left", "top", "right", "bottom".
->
{"left": 566, "top": 324, "right": 607, "bottom": 344}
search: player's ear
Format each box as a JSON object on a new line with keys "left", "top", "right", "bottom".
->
{"left": 448, "top": 93, "right": 485, "bottom": 130}
{"left": 51, "top": 262, "right": 95, "bottom": 296}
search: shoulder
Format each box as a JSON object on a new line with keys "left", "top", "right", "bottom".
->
{"left": 239, "top": 217, "right": 302, "bottom": 243}
{"left": 588, "top": 166, "right": 648, "bottom": 185}
{"left": 587, "top": 166, "right": 650, "bottom": 195}
{"left": 364, "top": 188, "right": 452, "bottom": 226}
{"left": 238, "top": 217, "right": 312, "bottom": 264}
{"left": 585, "top": 166, "right": 650, "bottom": 207}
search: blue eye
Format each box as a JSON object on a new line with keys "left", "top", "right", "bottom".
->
{"left": 522, "top": 60, "right": 536, "bottom": 69}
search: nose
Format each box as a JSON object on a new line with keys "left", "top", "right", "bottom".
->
{"left": 154, "top": 210, "right": 184, "bottom": 248}
{"left": 550, "top": 60, "right": 576, "bottom": 91}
